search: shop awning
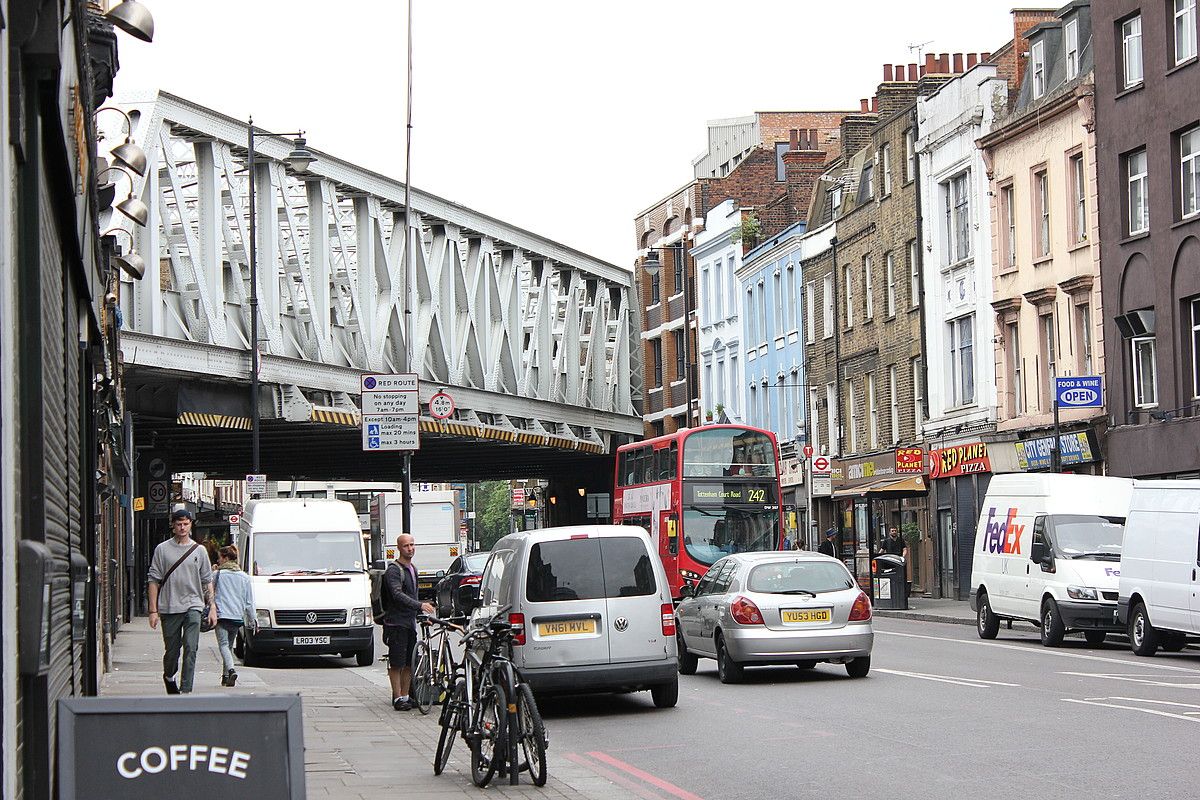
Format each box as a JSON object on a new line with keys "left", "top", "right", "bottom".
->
{"left": 832, "top": 475, "right": 926, "bottom": 499}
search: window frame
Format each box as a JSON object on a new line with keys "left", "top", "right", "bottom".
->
{"left": 867, "top": 372, "right": 878, "bottom": 451}
{"left": 822, "top": 273, "right": 834, "bottom": 338}
{"left": 846, "top": 378, "right": 858, "bottom": 454}
{"left": 1176, "top": 0, "right": 1197, "bottom": 66}
{"left": 881, "top": 143, "right": 893, "bottom": 197}
{"left": 947, "top": 315, "right": 976, "bottom": 408}
{"left": 1191, "top": 297, "right": 1200, "bottom": 400}
{"left": 806, "top": 281, "right": 816, "bottom": 343}
{"left": 652, "top": 338, "right": 663, "bottom": 386}
{"left": 1069, "top": 151, "right": 1087, "bottom": 244}
{"left": 885, "top": 252, "right": 896, "bottom": 317}
{"left": 1181, "top": 126, "right": 1200, "bottom": 219}
{"left": 1131, "top": 335, "right": 1158, "bottom": 408}
{"left": 1123, "top": 14, "right": 1144, "bottom": 89}
{"left": 1033, "top": 167, "right": 1051, "bottom": 257}
{"left": 1039, "top": 311, "right": 1057, "bottom": 411}
{"left": 1066, "top": 18, "right": 1080, "bottom": 78}
{"left": 1007, "top": 321, "right": 1025, "bottom": 416}
{"left": 1075, "top": 303, "right": 1093, "bottom": 376}
{"left": 844, "top": 265, "right": 854, "bottom": 328}
{"left": 1032, "top": 39, "right": 1047, "bottom": 98}
{"left": 1127, "top": 148, "right": 1150, "bottom": 235}
{"left": 674, "top": 329, "right": 685, "bottom": 380}
{"left": 904, "top": 128, "right": 915, "bottom": 183}
{"left": 888, "top": 365, "right": 899, "bottom": 445}
{"left": 863, "top": 254, "right": 874, "bottom": 321}
{"left": 908, "top": 239, "right": 920, "bottom": 308}
{"left": 1000, "top": 182, "right": 1017, "bottom": 271}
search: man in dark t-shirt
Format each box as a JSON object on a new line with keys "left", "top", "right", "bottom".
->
{"left": 382, "top": 533, "right": 435, "bottom": 710}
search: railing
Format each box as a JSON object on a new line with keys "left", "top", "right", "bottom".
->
{"left": 1124, "top": 402, "right": 1200, "bottom": 425}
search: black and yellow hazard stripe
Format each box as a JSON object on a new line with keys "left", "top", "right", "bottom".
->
{"left": 310, "top": 407, "right": 359, "bottom": 426}
{"left": 417, "top": 418, "right": 603, "bottom": 453}
{"left": 177, "top": 412, "right": 252, "bottom": 430}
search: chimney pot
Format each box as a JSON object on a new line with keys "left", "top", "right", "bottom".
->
{"left": 953, "top": 53, "right": 964, "bottom": 73}
{"left": 884, "top": 64, "right": 894, "bottom": 82}
{"left": 939, "top": 53, "right": 950, "bottom": 73}
{"left": 909, "top": 62, "right": 919, "bottom": 80}
{"left": 899, "top": 65, "right": 909, "bottom": 81}
{"left": 860, "top": 98, "right": 869, "bottom": 112}
{"left": 870, "top": 97, "right": 877, "bottom": 113}
{"left": 967, "top": 53, "right": 978, "bottom": 69}
{"left": 982, "top": 51, "right": 992, "bottom": 62}
{"left": 924, "top": 53, "right": 936, "bottom": 74}
{"left": 790, "top": 129, "right": 799, "bottom": 149}
{"left": 809, "top": 129, "right": 818, "bottom": 149}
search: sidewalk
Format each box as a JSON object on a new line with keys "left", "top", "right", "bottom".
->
{"left": 102, "top": 617, "right": 638, "bottom": 800}
{"left": 871, "top": 597, "right": 978, "bottom": 626}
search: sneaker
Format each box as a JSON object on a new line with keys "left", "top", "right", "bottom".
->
{"left": 226, "top": 669, "right": 238, "bottom": 687}
{"left": 164, "top": 676, "right": 180, "bottom": 695}
{"left": 393, "top": 698, "right": 412, "bottom": 711}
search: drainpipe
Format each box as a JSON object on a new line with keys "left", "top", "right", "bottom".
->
{"left": 913, "top": 107, "right": 930, "bottom": 429}
{"left": 831, "top": 235, "right": 844, "bottom": 455}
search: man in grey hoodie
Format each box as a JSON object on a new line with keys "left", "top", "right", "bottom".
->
{"left": 147, "top": 508, "right": 216, "bottom": 694}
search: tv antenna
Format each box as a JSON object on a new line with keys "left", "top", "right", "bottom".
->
{"left": 908, "top": 40, "right": 933, "bottom": 63}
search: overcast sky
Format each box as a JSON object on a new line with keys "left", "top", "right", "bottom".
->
{"left": 114, "top": 0, "right": 1023, "bottom": 267}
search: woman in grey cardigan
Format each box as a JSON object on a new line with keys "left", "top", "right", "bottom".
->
{"left": 213, "top": 544, "right": 255, "bottom": 686}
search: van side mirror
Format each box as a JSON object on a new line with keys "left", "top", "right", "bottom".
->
{"left": 679, "top": 583, "right": 694, "bottom": 599}
{"left": 457, "top": 583, "right": 481, "bottom": 614}
{"left": 1030, "top": 540, "right": 1054, "bottom": 571}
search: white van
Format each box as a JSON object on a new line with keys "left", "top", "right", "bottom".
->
{"left": 970, "top": 474, "right": 1133, "bottom": 647}
{"left": 237, "top": 498, "right": 375, "bottom": 666}
{"left": 1118, "top": 480, "right": 1200, "bottom": 656}
{"left": 466, "top": 525, "right": 679, "bottom": 707}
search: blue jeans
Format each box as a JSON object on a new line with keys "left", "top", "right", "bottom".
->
{"left": 215, "top": 619, "right": 242, "bottom": 674}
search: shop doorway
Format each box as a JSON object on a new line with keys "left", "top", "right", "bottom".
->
{"left": 937, "top": 509, "right": 956, "bottom": 598}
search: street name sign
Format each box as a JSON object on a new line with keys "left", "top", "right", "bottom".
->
{"left": 1055, "top": 376, "right": 1103, "bottom": 408}
{"left": 361, "top": 373, "right": 419, "bottom": 451}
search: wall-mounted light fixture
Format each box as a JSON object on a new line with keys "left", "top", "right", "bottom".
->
{"left": 103, "top": 228, "right": 145, "bottom": 279}
{"left": 96, "top": 106, "right": 147, "bottom": 176}
{"left": 105, "top": 0, "right": 155, "bottom": 42}
{"left": 97, "top": 167, "right": 148, "bottom": 226}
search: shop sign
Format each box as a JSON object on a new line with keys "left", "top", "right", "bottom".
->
{"left": 835, "top": 452, "right": 897, "bottom": 488}
{"left": 929, "top": 442, "right": 992, "bottom": 479}
{"left": 1014, "top": 431, "right": 1097, "bottom": 471}
{"left": 780, "top": 457, "right": 804, "bottom": 488}
{"left": 895, "top": 448, "right": 924, "bottom": 474}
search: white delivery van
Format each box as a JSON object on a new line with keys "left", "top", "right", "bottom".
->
{"left": 1118, "top": 479, "right": 1200, "bottom": 656}
{"left": 465, "top": 525, "right": 679, "bottom": 707}
{"left": 970, "top": 473, "right": 1133, "bottom": 647}
{"left": 238, "top": 498, "right": 375, "bottom": 666}
{"left": 372, "top": 490, "right": 461, "bottom": 599}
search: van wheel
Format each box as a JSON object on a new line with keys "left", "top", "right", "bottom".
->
{"left": 355, "top": 640, "right": 375, "bottom": 667}
{"left": 976, "top": 592, "right": 1000, "bottom": 640}
{"left": 715, "top": 634, "right": 743, "bottom": 684}
{"left": 241, "top": 645, "right": 261, "bottom": 668}
{"left": 1083, "top": 631, "right": 1107, "bottom": 647}
{"left": 650, "top": 677, "right": 679, "bottom": 708}
{"left": 1162, "top": 634, "right": 1188, "bottom": 652}
{"left": 1040, "top": 599, "right": 1066, "bottom": 647}
{"left": 1129, "top": 603, "right": 1160, "bottom": 656}
{"left": 845, "top": 656, "right": 871, "bottom": 678}
{"left": 676, "top": 631, "right": 697, "bottom": 676}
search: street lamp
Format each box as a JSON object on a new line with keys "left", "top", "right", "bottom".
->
{"left": 246, "top": 118, "right": 316, "bottom": 480}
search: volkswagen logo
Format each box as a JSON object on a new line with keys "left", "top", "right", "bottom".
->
{"left": 305, "top": 611, "right": 317, "bottom": 624}
{"left": 614, "top": 617, "right": 629, "bottom": 632}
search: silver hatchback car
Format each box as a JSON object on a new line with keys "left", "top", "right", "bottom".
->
{"left": 675, "top": 552, "right": 874, "bottom": 682}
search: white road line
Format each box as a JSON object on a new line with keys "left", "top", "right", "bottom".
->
{"left": 1062, "top": 697, "right": 1200, "bottom": 723}
{"left": 1109, "top": 696, "right": 1200, "bottom": 710}
{"left": 876, "top": 629, "right": 1200, "bottom": 673}
{"left": 875, "top": 668, "right": 1019, "bottom": 688}
{"left": 1059, "top": 671, "right": 1200, "bottom": 689}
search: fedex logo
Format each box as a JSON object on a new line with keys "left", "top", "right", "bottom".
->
{"left": 1105, "top": 567, "right": 1120, "bottom": 577}
{"left": 982, "top": 507, "right": 1024, "bottom": 555}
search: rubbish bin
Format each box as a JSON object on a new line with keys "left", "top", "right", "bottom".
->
{"left": 872, "top": 554, "right": 908, "bottom": 610}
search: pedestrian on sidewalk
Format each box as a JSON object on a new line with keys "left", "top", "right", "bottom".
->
{"left": 147, "top": 508, "right": 216, "bottom": 694}
{"left": 381, "top": 533, "right": 435, "bottom": 711}
{"left": 213, "top": 544, "right": 255, "bottom": 687}
{"left": 819, "top": 528, "right": 837, "bottom": 558}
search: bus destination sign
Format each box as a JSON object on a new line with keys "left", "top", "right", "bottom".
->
{"left": 686, "top": 483, "right": 776, "bottom": 506}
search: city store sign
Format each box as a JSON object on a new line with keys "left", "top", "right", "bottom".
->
{"left": 1014, "top": 431, "right": 1098, "bottom": 471}
{"left": 929, "top": 442, "right": 992, "bottom": 479}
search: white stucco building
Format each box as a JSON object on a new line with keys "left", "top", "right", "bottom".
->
{"left": 691, "top": 200, "right": 744, "bottom": 423}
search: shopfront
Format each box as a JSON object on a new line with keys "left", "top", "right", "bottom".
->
{"left": 927, "top": 441, "right": 994, "bottom": 600}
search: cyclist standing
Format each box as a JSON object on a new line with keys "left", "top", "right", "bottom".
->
{"left": 382, "top": 533, "right": 435, "bottom": 710}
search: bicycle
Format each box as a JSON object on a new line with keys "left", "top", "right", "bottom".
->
{"left": 411, "top": 613, "right": 463, "bottom": 714}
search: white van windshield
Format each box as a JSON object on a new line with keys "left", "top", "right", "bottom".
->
{"left": 251, "top": 531, "right": 364, "bottom": 575}
{"left": 1047, "top": 515, "right": 1124, "bottom": 559}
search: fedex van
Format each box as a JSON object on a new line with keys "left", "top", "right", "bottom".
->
{"left": 970, "top": 474, "right": 1133, "bottom": 647}
{"left": 1118, "top": 480, "right": 1200, "bottom": 656}
{"left": 237, "top": 498, "right": 375, "bottom": 666}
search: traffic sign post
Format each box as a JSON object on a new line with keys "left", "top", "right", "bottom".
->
{"left": 802, "top": 444, "right": 814, "bottom": 459}
{"left": 361, "top": 373, "right": 420, "bottom": 451}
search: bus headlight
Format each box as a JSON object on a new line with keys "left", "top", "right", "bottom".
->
{"left": 349, "top": 607, "right": 368, "bottom": 627}
{"left": 1066, "top": 585, "right": 1098, "bottom": 600}
{"left": 255, "top": 609, "right": 272, "bottom": 628}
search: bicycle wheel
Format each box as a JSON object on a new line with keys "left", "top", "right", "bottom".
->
{"left": 516, "top": 682, "right": 548, "bottom": 786}
{"left": 470, "top": 679, "right": 506, "bottom": 788}
{"left": 433, "top": 678, "right": 465, "bottom": 776}
{"left": 435, "top": 640, "right": 456, "bottom": 704}
{"left": 411, "top": 643, "right": 434, "bottom": 715}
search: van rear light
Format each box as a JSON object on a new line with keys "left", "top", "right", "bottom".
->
{"left": 508, "top": 612, "right": 526, "bottom": 645}
{"left": 661, "top": 604, "right": 676, "bottom": 636}
{"left": 460, "top": 575, "right": 482, "bottom": 586}
{"left": 730, "top": 596, "right": 764, "bottom": 625}
{"left": 849, "top": 591, "right": 872, "bottom": 622}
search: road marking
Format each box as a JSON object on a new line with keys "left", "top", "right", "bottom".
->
{"left": 875, "top": 668, "right": 1019, "bottom": 688}
{"left": 876, "top": 630, "right": 1200, "bottom": 673}
{"left": 1059, "top": 671, "right": 1200, "bottom": 689}
{"left": 1062, "top": 697, "right": 1200, "bottom": 723}
{"left": 586, "top": 750, "right": 707, "bottom": 800}
{"left": 564, "top": 753, "right": 670, "bottom": 800}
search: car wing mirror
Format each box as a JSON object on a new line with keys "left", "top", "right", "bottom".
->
{"left": 679, "top": 583, "right": 694, "bottom": 599}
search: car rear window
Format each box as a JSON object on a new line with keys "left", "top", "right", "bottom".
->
{"left": 525, "top": 537, "right": 656, "bottom": 602}
{"left": 746, "top": 561, "right": 854, "bottom": 594}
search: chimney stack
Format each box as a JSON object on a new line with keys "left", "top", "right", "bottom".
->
{"left": 783, "top": 125, "right": 830, "bottom": 226}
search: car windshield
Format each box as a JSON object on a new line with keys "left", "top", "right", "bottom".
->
{"left": 1048, "top": 514, "right": 1125, "bottom": 557}
{"left": 464, "top": 553, "right": 490, "bottom": 571}
{"left": 682, "top": 507, "right": 779, "bottom": 566}
{"left": 251, "top": 531, "right": 364, "bottom": 575}
{"left": 747, "top": 561, "right": 855, "bottom": 594}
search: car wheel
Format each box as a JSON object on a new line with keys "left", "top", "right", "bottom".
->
{"left": 976, "top": 592, "right": 1000, "bottom": 640}
{"left": 795, "top": 660, "right": 816, "bottom": 670}
{"left": 1040, "top": 599, "right": 1066, "bottom": 647}
{"left": 715, "top": 633, "right": 743, "bottom": 684}
{"left": 355, "top": 640, "right": 375, "bottom": 667}
{"left": 845, "top": 656, "right": 871, "bottom": 678}
{"left": 1129, "top": 603, "right": 1160, "bottom": 657}
{"left": 650, "top": 677, "right": 679, "bottom": 708}
{"left": 676, "top": 630, "right": 697, "bottom": 676}
{"left": 1162, "top": 634, "right": 1188, "bottom": 652}
{"left": 1083, "top": 631, "right": 1107, "bottom": 647}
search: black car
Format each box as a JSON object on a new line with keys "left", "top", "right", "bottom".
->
{"left": 435, "top": 552, "right": 490, "bottom": 616}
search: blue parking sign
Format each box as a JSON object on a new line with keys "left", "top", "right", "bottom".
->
{"left": 368, "top": 423, "right": 380, "bottom": 436}
{"left": 1055, "top": 376, "right": 1103, "bottom": 408}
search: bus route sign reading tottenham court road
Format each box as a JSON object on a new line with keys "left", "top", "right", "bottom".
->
{"left": 361, "top": 373, "right": 419, "bottom": 451}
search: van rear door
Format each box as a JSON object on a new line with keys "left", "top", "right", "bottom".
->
{"left": 522, "top": 538, "right": 610, "bottom": 669}
{"left": 600, "top": 535, "right": 667, "bottom": 664}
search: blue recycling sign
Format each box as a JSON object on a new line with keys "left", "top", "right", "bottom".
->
{"left": 1055, "top": 376, "right": 1103, "bottom": 408}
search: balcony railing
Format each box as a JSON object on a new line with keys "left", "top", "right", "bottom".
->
{"left": 1124, "top": 401, "right": 1200, "bottom": 425}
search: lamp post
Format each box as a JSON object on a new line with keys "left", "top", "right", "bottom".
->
{"left": 246, "top": 120, "right": 315, "bottom": 485}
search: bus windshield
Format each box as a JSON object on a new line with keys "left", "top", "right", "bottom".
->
{"left": 251, "top": 531, "right": 365, "bottom": 575}
{"left": 682, "top": 507, "right": 780, "bottom": 566}
{"left": 683, "top": 429, "right": 777, "bottom": 479}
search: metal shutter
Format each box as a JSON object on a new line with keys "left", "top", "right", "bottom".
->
{"left": 954, "top": 476, "right": 978, "bottom": 601}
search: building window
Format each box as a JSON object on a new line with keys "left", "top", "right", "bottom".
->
{"left": 652, "top": 338, "right": 663, "bottom": 386}
{"left": 1132, "top": 335, "right": 1158, "bottom": 407}
{"left": 867, "top": 373, "right": 878, "bottom": 451}
{"left": 826, "top": 382, "right": 838, "bottom": 456}
{"left": 947, "top": 315, "right": 975, "bottom": 407}
{"left": 674, "top": 330, "right": 685, "bottom": 380}
{"left": 674, "top": 251, "right": 685, "bottom": 298}
{"left": 1123, "top": 15, "right": 1144, "bottom": 88}
{"left": 1190, "top": 297, "right": 1200, "bottom": 399}
{"left": 757, "top": 282, "right": 767, "bottom": 343}
{"left": 1074, "top": 304, "right": 1093, "bottom": 376}
{"left": 746, "top": 287, "right": 757, "bottom": 344}
{"left": 888, "top": 365, "right": 899, "bottom": 444}
{"left": 1065, "top": 18, "right": 1080, "bottom": 79}
{"left": 809, "top": 387, "right": 821, "bottom": 453}
{"left": 862, "top": 161, "right": 874, "bottom": 199}
{"left": 1034, "top": 168, "right": 1051, "bottom": 256}
{"left": 789, "top": 265, "right": 799, "bottom": 332}
{"left": 844, "top": 265, "right": 854, "bottom": 327}
{"left": 1040, "top": 312, "right": 1057, "bottom": 410}
{"left": 1007, "top": 321, "right": 1025, "bottom": 416}
{"left": 806, "top": 282, "right": 816, "bottom": 343}
{"left": 823, "top": 274, "right": 834, "bottom": 338}
{"left": 650, "top": 271, "right": 660, "bottom": 304}
{"left": 1000, "top": 184, "right": 1017, "bottom": 269}
{"left": 1182, "top": 127, "right": 1200, "bottom": 218}
{"left": 1176, "top": 0, "right": 1197, "bottom": 65}
{"left": 881, "top": 143, "right": 893, "bottom": 197}
{"left": 702, "top": 267, "right": 711, "bottom": 321}
{"left": 773, "top": 270, "right": 783, "bottom": 337}
{"left": 911, "top": 357, "right": 924, "bottom": 429}
{"left": 863, "top": 255, "right": 874, "bottom": 321}
{"left": 1071, "top": 159, "right": 1090, "bottom": 242}
{"left": 1127, "top": 148, "right": 1150, "bottom": 235}
{"left": 908, "top": 239, "right": 920, "bottom": 308}
{"left": 942, "top": 172, "right": 971, "bottom": 264}
{"left": 1032, "top": 39, "right": 1047, "bottom": 98}
{"left": 712, "top": 259, "right": 723, "bottom": 319}
{"left": 726, "top": 256, "right": 736, "bottom": 311}
{"left": 704, "top": 361, "right": 713, "bottom": 409}
{"left": 904, "top": 128, "right": 915, "bottom": 182}
{"left": 885, "top": 252, "right": 896, "bottom": 317}
{"left": 749, "top": 383, "right": 758, "bottom": 426}
{"left": 775, "top": 142, "right": 789, "bottom": 181}
{"left": 847, "top": 379, "right": 858, "bottom": 453}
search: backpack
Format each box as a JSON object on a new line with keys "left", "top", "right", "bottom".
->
{"left": 370, "top": 565, "right": 389, "bottom": 625}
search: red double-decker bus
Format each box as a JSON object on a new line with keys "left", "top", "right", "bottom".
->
{"left": 612, "top": 424, "right": 785, "bottom": 599}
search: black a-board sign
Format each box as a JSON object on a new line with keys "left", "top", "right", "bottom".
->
{"left": 58, "top": 694, "right": 305, "bottom": 799}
